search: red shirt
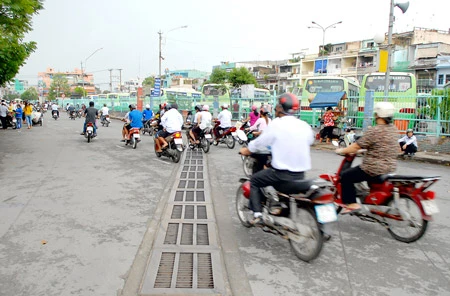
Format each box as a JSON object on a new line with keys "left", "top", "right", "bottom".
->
{"left": 323, "top": 112, "right": 335, "bottom": 127}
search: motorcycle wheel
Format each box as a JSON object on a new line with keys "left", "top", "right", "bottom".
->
{"left": 235, "top": 186, "right": 252, "bottom": 227}
{"left": 226, "top": 135, "right": 235, "bottom": 149}
{"left": 386, "top": 195, "right": 428, "bottom": 243}
{"left": 289, "top": 207, "right": 324, "bottom": 262}
{"left": 39, "top": 120, "right": 43, "bottom": 126}
{"left": 238, "top": 139, "right": 244, "bottom": 145}
{"left": 87, "top": 134, "right": 91, "bottom": 143}
{"left": 172, "top": 149, "right": 181, "bottom": 163}
{"left": 242, "top": 156, "right": 254, "bottom": 177}
{"left": 132, "top": 137, "right": 137, "bottom": 149}
{"left": 240, "top": 142, "right": 248, "bottom": 161}
{"left": 155, "top": 149, "right": 162, "bottom": 158}
{"left": 338, "top": 140, "right": 346, "bottom": 148}
{"left": 201, "top": 137, "right": 210, "bottom": 153}
{"left": 212, "top": 137, "right": 219, "bottom": 146}
{"left": 106, "top": 122, "right": 109, "bottom": 127}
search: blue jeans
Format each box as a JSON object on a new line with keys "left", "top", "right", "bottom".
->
{"left": 83, "top": 122, "right": 97, "bottom": 134}
{"left": 16, "top": 117, "right": 22, "bottom": 129}
{"left": 25, "top": 115, "right": 32, "bottom": 127}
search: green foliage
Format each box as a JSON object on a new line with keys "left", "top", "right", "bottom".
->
{"left": 47, "top": 74, "right": 70, "bottom": 100}
{"left": 209, "top": 68, "right": 228, "bottom": 84}
{"left": 143, "top": 76, "right": 155, "bottom": 87}
{"left": 20, "top": 87, "right": 38, "bottom": 101}
{"left": 102, "top": 90, "right": 110, "bottom": 94}
{"left": 0, "top": 0, "right": 44, "bottom": 86}
{"left": 420, "top": 89, "right": 450, "bottom": 133}
{"left": 4, "top": 93, "right": 19, "bottom": 101}
{"left": 74, "top": 86, "right": 86, "bottom": 97}
{"left": 228, "top": 67, "right": 257, "bottom": 88}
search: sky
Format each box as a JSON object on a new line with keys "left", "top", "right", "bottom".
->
{"left": 16, "top": 0, "right": 449, "bottom": 90}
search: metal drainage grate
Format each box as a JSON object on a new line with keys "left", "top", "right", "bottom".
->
{"left": 154, "top": 252, "right": 176, "bottom": 288}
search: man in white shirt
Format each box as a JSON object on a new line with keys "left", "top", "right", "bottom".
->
{"left": 51, "top": 102, "right": 59, "bottom": 117}
{"left": 239, "top": 93, "right": 314, "bottom": 226}
{"left": 156, "top": 103, "right": 183, "bottom": 151}
{"left": 189, "top": 104, "right": 207, "bottom": 144}
{"left": 213, "top": 103, "right": 232, "bottom": 142}
{"left": 0, "top": 100, "right": 9, "bottom": 129}
{"left": 101, "top": 104, "right": 109, "bottom": 116}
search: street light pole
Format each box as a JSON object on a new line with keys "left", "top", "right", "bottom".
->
{"left": 82, "top": 47, "right": 103, "bottom": 96}
{"left": 383, "top": 0, "right": 409, "bottom": 101}
{"left": 308, "top": 21, "right": 342, "bottom": 75}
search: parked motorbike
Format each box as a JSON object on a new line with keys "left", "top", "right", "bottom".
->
{"left": 322, "top": 144, "right": 440, "bottom": 243}
{"left": 212, "top": 120, "right": 236, "bottom": 149}
{"left": 52, "top": 110, "right": 58, "bottom": 120}
{"left": 85, "top": 122, "right": 96, "bottom": 143}
{"left": 154, "top": 131, "right": 184, "bottom": 163}
{"left": 236, "top": 173, "right": 337, "bottom": 262}
{"left": 125, "top": 127, "right": 141, "bottom": 149}
{"left": 100, "top": 114, "right": 111, "bottom": 127}
{"left": 186, "top": 127, "right": 212, "bottom": 153}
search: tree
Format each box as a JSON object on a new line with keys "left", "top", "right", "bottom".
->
{"left": 0, "top": 0, "right": 44, "bottom": 86}
{"left": 4, "top": 93, "right": 19, "bottom": 101}
{"left": 209, "top": 68, "right": 228, "bottom": 84}
{"left": 74, "top": 86, "right": 86, "bottom": 97}
{"left": 143, "top": 76, "right": 155, "bottom": 87}
{"left": 20, "top": 87, "right": 38, "bottom": 101}
{"left": 47, "top": 74, "right": 70, "bottom": 100}
{"left": 228, "top": 67, "right": 257, "bottom": 88}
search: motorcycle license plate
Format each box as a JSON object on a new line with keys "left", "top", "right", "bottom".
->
{"left": 421, "top": 200, "right": 439, "bottom": 215}
{"left": 174, "top": 138, "right": 183, "bottom": 145}
{"left": 231, "top": 132, "right": 237, "bottom": 137}
{"left": 205, "top": 134, "right": 212, "bottom": 139}
{"left": 314, "top": 204, "right": 338, "bottom": 224}
{"left": 133, "top": 133, "right": 140, "bottom": 139}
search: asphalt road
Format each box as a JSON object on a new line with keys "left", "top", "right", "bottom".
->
{"left": 207, "top": 143, "right": 450, "bottom": 296}
{"left": 1, "top": 113, "right": 449, "bottom": 296}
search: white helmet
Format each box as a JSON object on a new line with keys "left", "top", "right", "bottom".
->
{"left": 202, "top": 104, "right": 210, "bottom": 111}
{"left": 374, "top": 102, "right": 395, "bottom": 118}
{"left": 145, "top": 104, "right": 150, "bottom": 109}
{"left": 222, "top": 103, "right": 229, "bottom": 109}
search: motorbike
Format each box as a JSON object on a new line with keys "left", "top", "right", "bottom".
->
{"left": 85, "top": 122, "right": 96, "bottom": 143}
{"left": 100, "top": 114, "right": 111, "bottom": 127}
{"left": 142, "top": 119, "right": 158, "bottom": 136}
{"left": 77, "top": 110, "right": 83, "bottom": 118}
{"left": 212, "top": 120, "right": 236, "bottom": 149}
{"left": 69, "top": 110, "right": 76, "bottom": 120}
{"left": 186, "top": 127, "right": 212, "bottom": 153}
{"left": 322, "top": 144, "right": 440, "bottom": 243}
{"left": 154, "top": 131, "right": 184, "bottom": 163}
{"left": 125, "top": 127, "right": 141, "bottom": 149}
{"left": 52, "top": 110, "right": 58, "bottom": 120}
{"left": 235, "top": 120, "right": 250, "bottom": 145}
{"left": 236, "top": 167, "right": 337, "bottom": 262}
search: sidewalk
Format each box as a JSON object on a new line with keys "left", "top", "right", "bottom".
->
{"left": 313, "top": 142, "right": 450, "bottom": 166}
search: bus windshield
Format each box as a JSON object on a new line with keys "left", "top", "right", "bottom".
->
{"left": 364, "top": 75, "right": 412, "bottom": 92}
{"left": 305, "top": 79, "right": 344, "bottom": 93}
{"left": 203, "top": 85, "right": 226, "bottom": 96}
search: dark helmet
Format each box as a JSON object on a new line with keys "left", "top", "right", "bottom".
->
{"left": 195, "top": 104, "right": 202, "bottom": 111}
{"left": 164, "top": 103, "right": 171, "bottom": 111}
{"left": 277, "top": 93, "right": 299, "bottom": 114}
{"left": 171, "top": 102, "right": 178, "bottom": 110}
{"left": 89, "top": 101, "right": 94, "bottom": 107}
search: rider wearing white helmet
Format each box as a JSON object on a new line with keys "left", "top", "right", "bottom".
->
{"left": 213, "top": 102, "right": 232, "bottom": 141}
{"left": 143, "top": 104, "right": 153, "bottom": 125}
{"left": 336, "top": 102, "right": 398, "bottom": 214}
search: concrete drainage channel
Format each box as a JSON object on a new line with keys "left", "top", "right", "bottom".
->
{"left": 137, "top": 150, "right": 228, "bottom": 295}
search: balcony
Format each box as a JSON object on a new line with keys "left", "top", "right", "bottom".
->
{"left": 288, "top": 73, "right": 301, "bottom": 80}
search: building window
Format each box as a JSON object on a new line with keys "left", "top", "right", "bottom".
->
{"left": 446, "top": 74, "right": 450, "bottom": 84}
{"left": 438, "top": 74, "right": 444, "bottom": 85}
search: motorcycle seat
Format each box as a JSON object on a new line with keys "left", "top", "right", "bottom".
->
{"left": 385, "top": 175, "right": 440, "bottom": 182}
{"left": 275, "top": 180, "right": 314, "bottom": 195}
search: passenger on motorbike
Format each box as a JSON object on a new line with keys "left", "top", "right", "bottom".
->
{"left": 239, "top": 93, "right": 314, "bottom": 226}
{"left": 335, "top": 102, "right": 398, "bottom": 214}
{"left": 125, "top": 104, "right": 143, "bottom": 139}
{"left": 188, "top": 105, "right": 203, "bottom": 144}
{"left": 142, "top": 104, "right": 153, "bottom": 125}
{"left": 191, "top": 105, "right": 212, "bottom": 144}
{"left": 121, "top": 105, "right": 132, "bottom": 141}
{"left": 68, "top": 104, "right": 75, "bottom": 117}
{"left": 51, "top": 102, "right": 59, "bottom": 118}
{"left": 80, "top": 101, "right": 98, "bottom": 136}
{"left": 156, "top": 103, "right": 183, "bottom": 152}
{"left": 248, "top": 107, "right": 271, "bottom": 137}
{"left": 213, "top": 103, "right": 232, "bottom": 143}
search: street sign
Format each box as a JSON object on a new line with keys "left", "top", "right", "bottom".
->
{"left": 153, "top": 78, "right": 161, "bottom": 97}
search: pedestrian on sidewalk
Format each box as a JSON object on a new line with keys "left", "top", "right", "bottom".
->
{"left": 23, "top": 102, "right": 33, "bottom": 129}
{"left": 398, "top": 129, "right": 418, "bottom": 156}
{"left": 0, "top": 100, "right": 8, "bottom": 129}
{"left": 319, "top": 107, "right": 337, "bottom": 144}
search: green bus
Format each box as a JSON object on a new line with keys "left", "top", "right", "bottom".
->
{"left": 301, "top": 76, "right": 360, "bottom": 125}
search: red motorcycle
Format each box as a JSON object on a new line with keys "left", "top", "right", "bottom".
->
{"left": 212, "top": 120, "right": 236, "bottom": 149}
{"left": 321, "top": 150, "right": 440, "bottom": 242}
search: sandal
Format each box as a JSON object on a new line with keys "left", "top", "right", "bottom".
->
{"left": 341, "top": 204, "right": 362, "bottom": 215}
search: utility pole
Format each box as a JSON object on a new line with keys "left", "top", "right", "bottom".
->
{"left": 109, "top": 69, "right": 113, "bottom": 92}
{"left": 158, "top": 30, "right": 162, "bottom": 79}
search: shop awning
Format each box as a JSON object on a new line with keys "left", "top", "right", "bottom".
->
{"left": 310, "top": 91, "right": 346, "bottom": 108}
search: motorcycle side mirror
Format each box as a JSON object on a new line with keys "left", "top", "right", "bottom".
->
{"left": 332, "top": 140, "right": 339, "bottom": 147}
